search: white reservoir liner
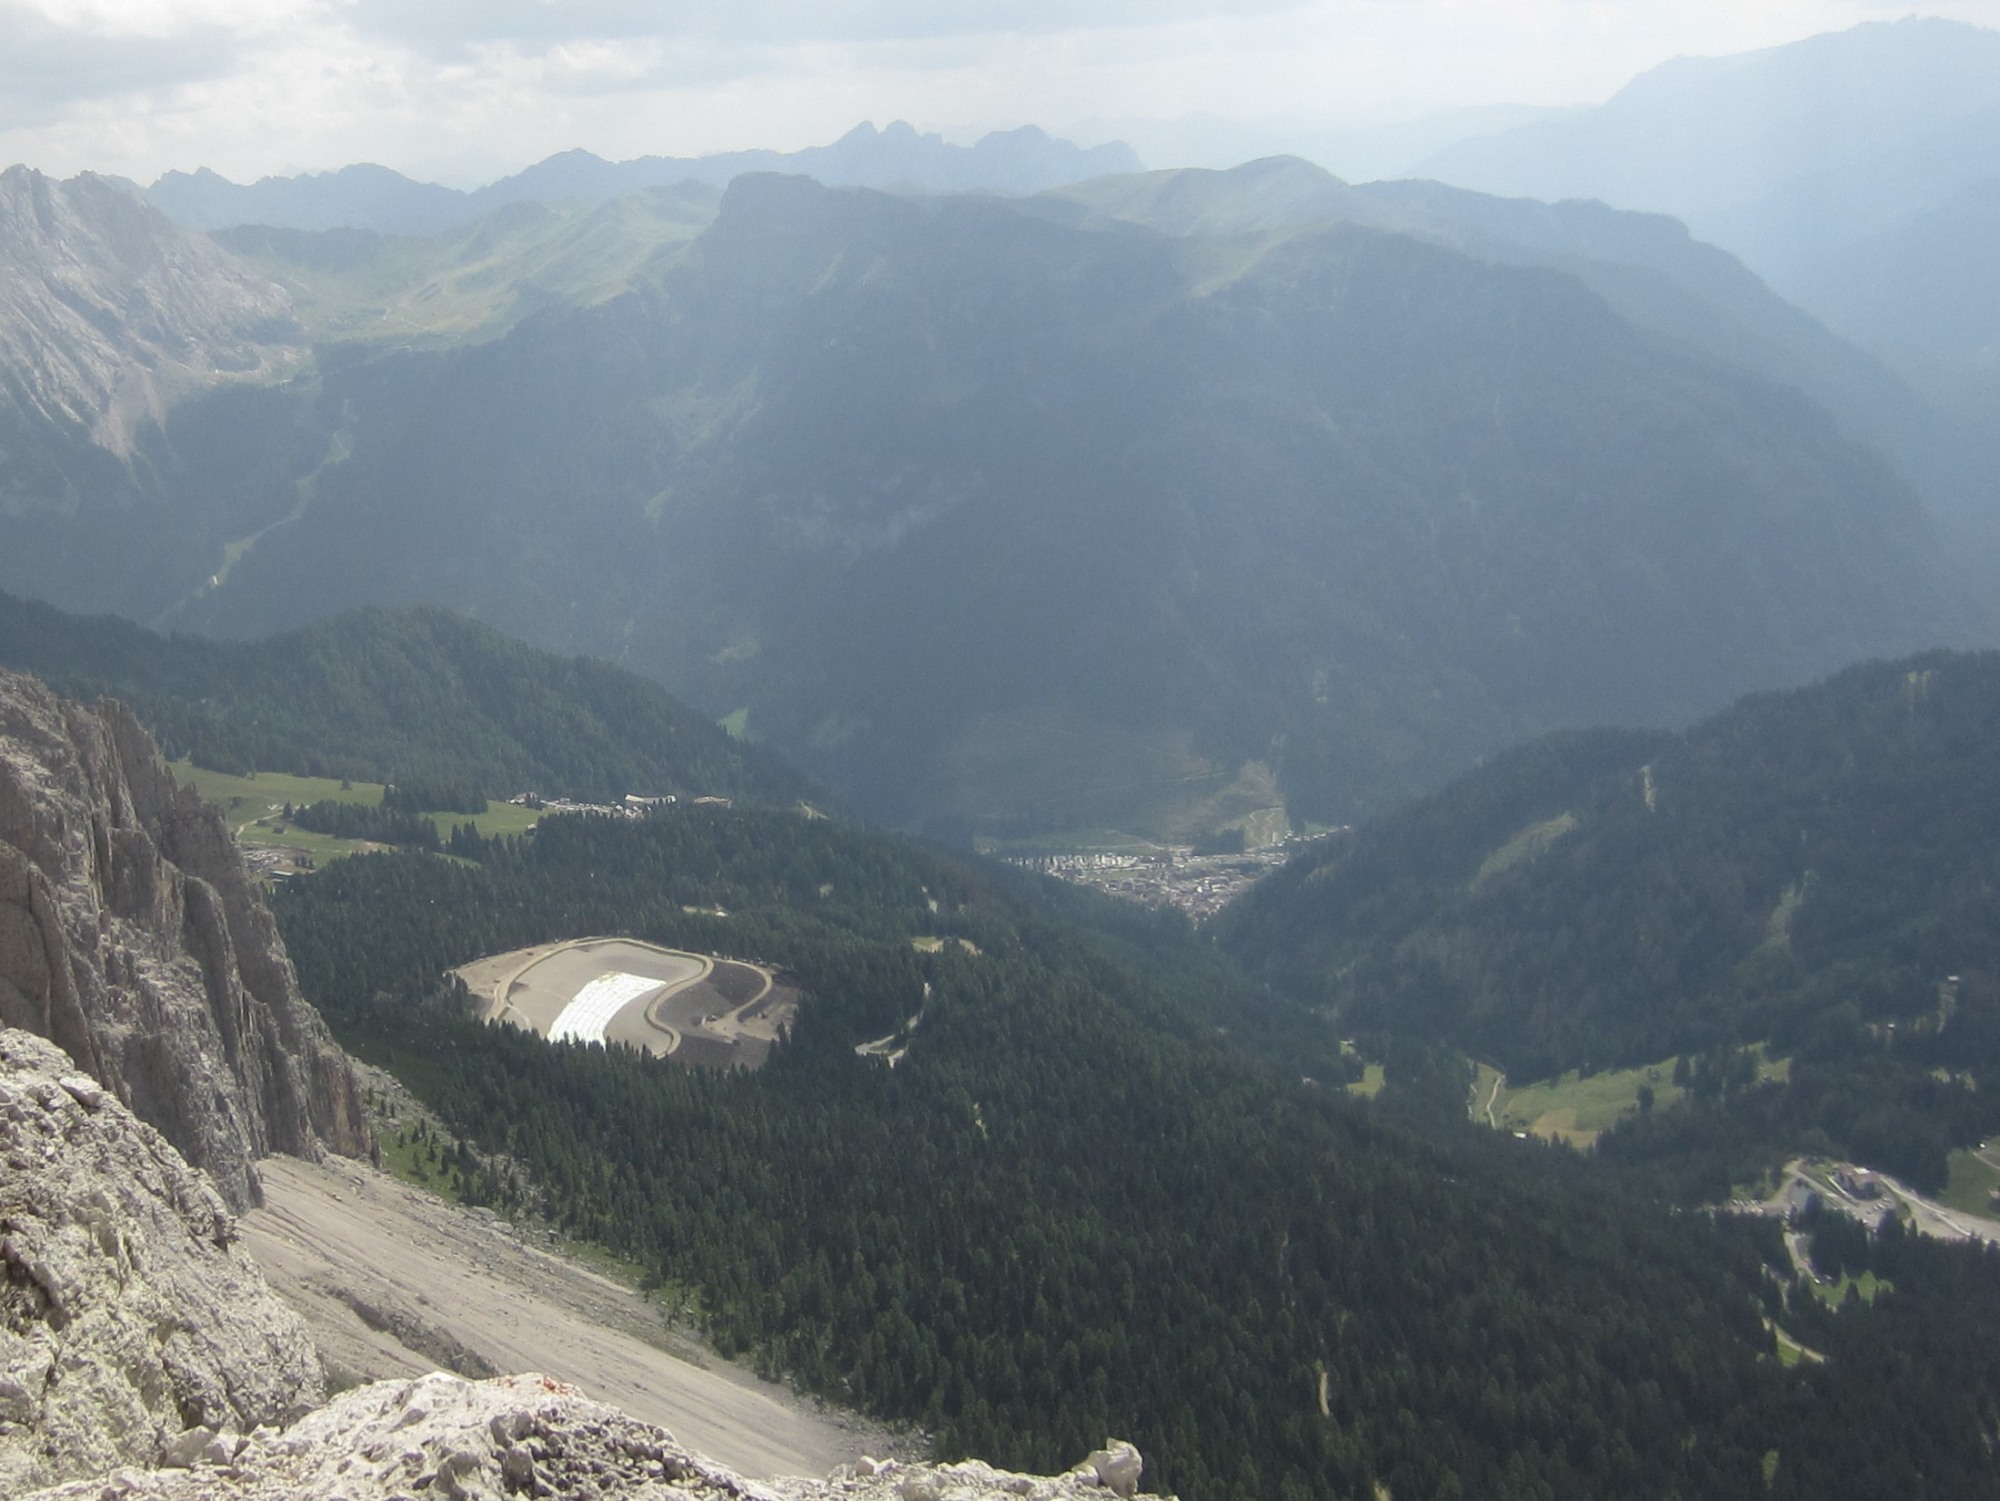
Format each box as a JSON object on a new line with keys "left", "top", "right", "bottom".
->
{"left": 548, "top": 971, "right": 662, "bottom": 1044}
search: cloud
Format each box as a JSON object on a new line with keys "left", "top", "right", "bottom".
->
{"left": 0, "top": 1, "right": 238, "bottom": 125}
{"left": 4, "top": 0, "right": 1998, "bottom": 183}
{"left": 336, "top": 0, "right": 1316, "bottom": 56}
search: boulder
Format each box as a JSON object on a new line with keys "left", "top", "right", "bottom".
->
{"left": 19, "top": 1371, "right": 1166, "bottom": 1501}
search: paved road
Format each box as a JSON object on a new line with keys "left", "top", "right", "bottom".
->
{"left": 1880, "top": 1175, "right": 2000, "bottom": 1245}
{"left": 1742, "top": 1157, "right": 2000, "bottom": 1249}
{"left": 243, "top": 1154, "right": 880, "bottom": 1479}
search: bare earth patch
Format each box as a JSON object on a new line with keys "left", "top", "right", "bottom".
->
{"left": 458, "top": 938, "right": 799, "bottom": 1069}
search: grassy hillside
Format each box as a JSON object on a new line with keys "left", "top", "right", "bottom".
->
{"left": 176, "top": 762, "right": 544, "bottom": 867}
{"left": 1218, "top": 649, "right": 2000, "bottom": 1189}
{"left": 213, "top": 184, "right": 721, "bottom": 347}
{"left": 0, "top": 590, "right": 815, "bottom": 806}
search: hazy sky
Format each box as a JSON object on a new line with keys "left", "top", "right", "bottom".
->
{"left": 2, "top": 1, "right": 1996, "bottom": 185}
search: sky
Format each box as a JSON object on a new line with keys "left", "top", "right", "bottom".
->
{"left": 2, "top": 1, "right": 1996, "bottom": 186}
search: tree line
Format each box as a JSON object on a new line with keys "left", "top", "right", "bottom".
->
{"left": 1219, "top": 650, "right": 2000, "bottom": 1191}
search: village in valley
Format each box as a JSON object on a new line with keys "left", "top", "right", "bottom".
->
{"left": 1008, "top": 833, "right": 1334, "bottom": 919}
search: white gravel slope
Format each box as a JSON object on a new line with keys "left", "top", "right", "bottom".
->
{"left": 239, "top": 1153, "right": 880, "bottom": 1479}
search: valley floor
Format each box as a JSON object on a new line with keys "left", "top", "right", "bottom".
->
{"left": 240, "top": 1153, "right": 891, "bottom": 1479}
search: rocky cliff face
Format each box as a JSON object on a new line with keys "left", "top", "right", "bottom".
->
{"left": 0, "top": 167, "right": 302, "bottom": 456}
{"left": 0, "top": 1029, "right": 323, "bottom": 1494}
{"left": 0, "top": 669, "right": 368, "bottom": 1208}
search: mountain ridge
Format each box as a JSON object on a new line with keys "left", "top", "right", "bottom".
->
{"left": 144, "top": 122, "right": 1144, "bottom": 236}
{"left": 1217, "top": 646, "right": 2000, "bottom": 1189}
{"left": 1417, "top": 17, "right": 2000, "bottom": 246}
{"left": 0, "top": 592, "right": 819, "bottom": 806}
{"left": 1406, "top": 16, "right": 2000, "bottom": 535}
{"left": 1052, "top": 156, "right": 1969, "bottom": 523}
{"left": 0, "top": 165, "right": 302, "bottom": 453}
{"left": 0, "top": 161, "right": 1986, "bottom": 841}
{"left": 175, "top": 172, "right": 1972, "bottom": 833}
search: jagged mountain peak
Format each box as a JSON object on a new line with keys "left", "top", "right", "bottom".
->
{"left": 0, "top": 667, "right": 368, "bottom": 1208}
{"left": 0, "top": 166, "right": 302, "bottom": 453}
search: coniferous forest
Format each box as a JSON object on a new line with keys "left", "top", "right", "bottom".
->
{"left": 0, "top": 589, "right": 812, "bottom": 805}
{"left": 276, "top": 803, "right": 2000, "bottom": 1500}
{"left": 1220, "top": 650, "right": 2000, "bottom": 1197}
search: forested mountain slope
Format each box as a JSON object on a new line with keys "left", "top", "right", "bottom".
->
{"left": 0, "top": 591, "right": 812, "bottom": 804}
{"left": 0, "top": 165, "right": 1981, "bottom": 839}
{"left": 272, "top": 799, "right": 2000, "bottom": 1499}
{"left": 164, "top": 172, "right": 1968, "bottom": 837}
{"left": 1217, "top": 648, "right": 2000, "bottom": 1188}
{"left": 1054, "top": 156, "right": 1977, "bottom": 535}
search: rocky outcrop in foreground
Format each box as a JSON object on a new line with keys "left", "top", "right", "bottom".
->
{"left": 21, "top": 1370, "right": 1156, "bottom": 1501}
{"left": 0, "top": 1030, "right": 323, "bottom": 1495}
{"left": 0, "top": 979, "right": 1154, "bottom": 1500}
{"left": 0, "top": 669, "right": 368, "bottom": 1209}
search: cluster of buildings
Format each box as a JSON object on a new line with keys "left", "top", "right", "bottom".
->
{"left": 1014, "top": 839, "right": 1316, "bottom": 919}
{"left": 506, "top": 792, "right": 734, "bottom": 817}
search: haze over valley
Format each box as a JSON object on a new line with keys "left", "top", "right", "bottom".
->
{"left": 3, "top": 96, "right": 1989, "bottom": 842}
{"left": 9, "top": 9, "right": 2000, "bottom": 1500}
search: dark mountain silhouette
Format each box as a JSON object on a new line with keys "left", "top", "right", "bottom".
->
{"left": 0, "top": 591, "right": 815, "bottom": 805}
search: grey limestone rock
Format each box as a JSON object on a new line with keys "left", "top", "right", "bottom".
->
{"left": 0, "top": 165, "right": 303, "bottom": 456}
{"left": 20, "top": 1371, "right": 1165, "bottom": 1501}
{"left": 0, "top": 669, "right": 369, "bottom": 1210}
{"left": 0, "top": 1028, "right": 323, "bottom": 1495}
{"left": 1077, "top": 1442, "right": 1144, "bottom": 1499}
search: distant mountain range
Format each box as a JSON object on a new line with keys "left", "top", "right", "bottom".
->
{"left": 156, "top": 178, "right": 1997, "bottom": 830}
{"left": 1048, "top": 158, "right": 1969, "bottom": 537}
{"left": 144, "top": 122, "right": 1144, "bottom": 236}
{"left": 0, "top": 141, "right": 1988, "bottom": 840}
{"left": 1414, "top": 16, "right": 2000, "bottom": 524}
{"left": 1417, "top": 18, "right": 2000, "bottom": 267}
